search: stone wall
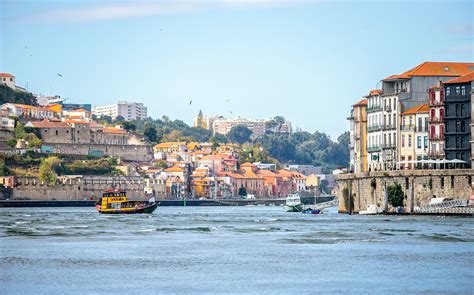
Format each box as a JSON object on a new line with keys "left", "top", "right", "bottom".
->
{"left": 336, "top": 169, "right": 474, "bottom": 213}
{"left": 10, "top": 176, "right": 147, "bottom": 201}
{"left": 40, "top": 143, "right": 153, "bottom": 162}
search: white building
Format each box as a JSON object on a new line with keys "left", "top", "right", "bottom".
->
{"left": 211, "top": 117, "right": 291, "bottom": 137}
{"left": 366, "top": 89, "right": 384, "bottom": 171}
{"left": 92, "top": 101, "right": 147, "bottom": 121}
{"left": 0, "top": 73, "right": 16, "bottom": 90}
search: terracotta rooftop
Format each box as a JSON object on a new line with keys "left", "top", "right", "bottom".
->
{"left": 27, "top": 120, "right": 71, "bottom": 129}
{"left": 154, "top": 142, "right": 186, "bottom": 149}
{"left": 401, "top": 104, "right": 429, "bottom": 115}
{"left": 164, "top": 166, "right": 184, "bottom": 173}
{"left": 101, "top": 127, "right": 127, "bottom": 134}
{"left": 383, "top": 62, "right": 474, "bottom": 81}
{"left": 443, "top": 71, "right": 474, "bottom": 84}
{"left": 353, "top": 99, "right": 368, "bottom": 107}
{"left": 240, "top": 162, "right": 256, "bottom": 167}
{"left": 369, "top": 89, "right": 382, "bottom": 96}
{"left": 0, "top": 73, "right": 14, "bottom": 77}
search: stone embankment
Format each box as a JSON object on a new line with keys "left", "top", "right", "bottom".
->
{"left": 335, "top": 169, "right": 473, "bottom": 214}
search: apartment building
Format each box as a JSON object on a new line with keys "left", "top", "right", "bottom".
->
{"left": 428, "top": 84, "right": 445, "bottom": 159}
{"left": 348, "top": 99, "right": 368, "bottom": 173}
{"left": 443, "top": 72, "right": 473, "bottom": 168}
{"left": 366, "top": 90, "right": 384, "bottom": 171}
{"left": 93, "top": 101, "right": 147, "bottom": 121}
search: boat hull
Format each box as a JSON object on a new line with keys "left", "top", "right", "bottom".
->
{"left": 97, "top": 202, "right": 158, "bottom": 214}
{"left": 284, "top": 204, "right": 304, "bottom": 212}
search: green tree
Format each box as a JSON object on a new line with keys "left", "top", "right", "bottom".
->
{"left": 0, "top": 85, "right": 38, "bottom": 105}
{"left": 39, "top": 156, "right": 61, "bottom": 185}
{"left": 228, "top": 125, "right": 252, "bottom": 144}
{"left": 144, "top": 126, "right": 158, "bottom": 142}
{"left": 122, "top": 121, "right": 136, "bottom": 132}
{"left": 387, "top": 183, "right": 404, "bottom": 207}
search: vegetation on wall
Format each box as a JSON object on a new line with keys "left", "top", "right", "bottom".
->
{"left": 387, "top": 183, "right": 404, "bottom": 207}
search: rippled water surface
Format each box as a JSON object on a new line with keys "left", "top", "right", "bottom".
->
{"left": 1, "top": 207, "right": 473, "bottom": 294}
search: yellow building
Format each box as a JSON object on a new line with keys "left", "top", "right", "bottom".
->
{"left": 352, "top": 99, "right": 368, "bottom": 173}
{"left": 399, "top": 104, "right": 429, "bottom": 169}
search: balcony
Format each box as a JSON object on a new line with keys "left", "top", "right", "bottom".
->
{"left": 367, "top": 146, "right": 382, "bottom": 152}
{"left": 400, "top": 125, "right": 414, "bottom": 131}
{"left": 367, "top": 125, "right": 383, "bottom": 132}
{"left": 429, "top": 100, "right": 443, "bottom": 107}
{"left": 383, "top": 124, "right": 396, "bottom": 130}
{"left": 428, "top": 116, "right": 442, "bottom": 123}
{"left": 382, "top": 143, "right": 396, "bottom": 149}
{"left": 367, "top": 105, "right": 383, "bottom": 113}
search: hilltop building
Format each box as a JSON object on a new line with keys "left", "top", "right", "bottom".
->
{"left": 92, "top": 101, "right": 147, "bottom": 121}
{"left": 193, "top": 110, "right": 207, "bottom": 129}
{"left": 0, "top": 73, "right": 15, "bottom": 90}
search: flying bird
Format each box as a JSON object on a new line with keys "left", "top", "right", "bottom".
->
{"left": 57, "top": 74, "right": 63, "bottom": 78}
{"left": 189, "top": 100, "right": 192, "bottom": 106}
{"left": 225, "top": 99, "right": 231, "bottom": 102}
{"left": 229, "top": 111, "right": 233, "bottom": 114}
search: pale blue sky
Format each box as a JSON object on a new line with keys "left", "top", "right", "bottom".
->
{"left": 1, "top": 0, "right": 473, "bottom": 138}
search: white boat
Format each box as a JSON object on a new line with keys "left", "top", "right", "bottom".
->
{"left": 359, "top": 204, "right": 382, "bottom": 215}
{"left": 283, "top": 194, "right": 304, "bottom": 212}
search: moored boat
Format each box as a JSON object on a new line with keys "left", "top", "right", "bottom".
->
{"left": 302, "top": 208, "right": 322, "bottom": 214}
{"left": 359, "top": 204, "right": 382, "bottom": 215}
{"left": 283, "top": 194, "right": 304, "bottom": 212}
{"left": 96, "top": 189, "right": 158, "bottom": 214}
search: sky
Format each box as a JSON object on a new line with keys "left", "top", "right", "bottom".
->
{"left": 1, "top": 0, "right": 473, "bottom": 139}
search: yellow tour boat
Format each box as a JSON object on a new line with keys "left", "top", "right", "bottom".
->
{"left": 95, "top": 189, "right": 158, "bottom": 214}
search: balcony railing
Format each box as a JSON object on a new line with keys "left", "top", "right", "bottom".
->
{"left": 429, "top": 116, "right": 442, "bottom": 123}
{"left": 382, "top": 143, "right": 396, "bottom": 149}
{"left": 429, "top": 100, "right": 443, "bottom": 107}
{"left": 367, "top": 146, "right": 382, "bottom": 152}
{"left": 400, "top": 125, "right": 414, "bottom": 131}
{"left": 367, "top": 125, "right": 383, "bottom": 132}
{"left": 383, "top": 124, "right": 396, "bottom": 130}
{"left": 367, "top": 105, "right": 383, "bottom": 113}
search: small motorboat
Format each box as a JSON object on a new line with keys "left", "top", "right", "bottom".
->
{"left": 302, "top": 208, "right": 321, "bottom": 215}
{"left": 96, "top": 189, "right": 158, "bottom": 214}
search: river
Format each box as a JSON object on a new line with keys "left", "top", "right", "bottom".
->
{"left": 1, "top": 206, "right": 473, "bottom": 294}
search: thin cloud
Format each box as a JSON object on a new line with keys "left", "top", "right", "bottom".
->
{"left": 7, "top": 0, "right": 321, "bottom": 24}
{"left": 447, "top": 43, "right": 474, "bottom": 55}
{"left": 447, "top": 23, "right": 473, "bottom": 35}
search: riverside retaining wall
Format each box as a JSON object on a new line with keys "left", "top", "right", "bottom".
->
{"left": 335, "top": 169, "right": 474, "bottom": 213}
{"left": 6, "top": 176, "right": 146, "bottom": 201}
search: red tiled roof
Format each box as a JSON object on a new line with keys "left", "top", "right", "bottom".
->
{"left": 443, "top": 71, "right": 474, "bottom": 84}
{"left": 0, "top": 73, "right": 14, "bottom": 78}
{"left": 102, "top": 127, "right": 127, "bottom": 134}
{"left": 353, "top": 99, "right": 368, "bottom": 107}
{"left": 240, "top": 162, "right": 256, "bottom": 167}
{"left": 383, "top": 62, "right": 474, "bottom": 81}
{"left": 369, "top": 89, "right": 382, "bottom": 96}
{"left": 28, "top": 120, "right": 71, "bottom": 129}
{"left": 401, "top": 104, "right": 429, "bottom": 115}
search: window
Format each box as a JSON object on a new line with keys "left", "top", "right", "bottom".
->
{"left": 409, "top": 116, "right": 412, "bottom": 126}
{"left": 424, "top": 136, "right": 428, "bottom": 149}
{"left": 55, "top": 130, "right": 58, "bottom": 135}
{"left": 417, "top": 136, "right": 422, "bottom": 149}
{"left": 461, "top": 86, "right": 466, "bottom": 95}
{"left": 439, "top": 109, "right": 444, "bottom": 121}
{"left": 402, "top": 135, "right": 405, "bottom": 147}
{"left": 461, "top": 137, "right": 464, "bottom": 148}
{"left": 418, "top": 117, "right": 422, "bottom": 132}
{"left": 446, "top": 87, "right": 450, "bottom": 96}
{"left": 456, "top": 137, "right": 460, "bottom": 148}
{"left": 402, "top": 117, "right": 406, "bottom": 127}
{"left": 456, "top": 121, "right": 461, "bottom": 132}
{"left": 393, "top": 99, "right": 396, "bottom": 110}
{"left": 455, "top": 86, "right": 460, "bottom": 95}
{"left": 408, "top": 135, "right": 412, "bottom": 147}
{"left": 461, "top": 121, "right": 466, "bottom": 132}
{"left": 424, "top": 117, "right": 428, "bottom": 132}
{"left": 461, "top": 104, "right": 465, "bottom": 116}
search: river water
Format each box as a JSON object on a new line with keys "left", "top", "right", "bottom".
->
{"left": 1, "top": 206, "right": 473, "bottom": 294}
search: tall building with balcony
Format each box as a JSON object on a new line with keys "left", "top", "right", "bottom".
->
{"left": 366, "top": 90, "right": 384, "bottom": 171}
{"left": 399, "top": 104, "right": 429, "bottom": 169}
{"left": 443, "top": 72, "right": 473, "bottom": 168}
{"left": 349, "top": 99, "right": 368, "bottom": 174}
{"left": 381, "top": 61, "right": 474, "bottom": 170}
{"left": 428, "top": 84, "right": 445, "bottom": 159}
{"left": 92, "top": 101, "right": 147, "bottom": 121}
